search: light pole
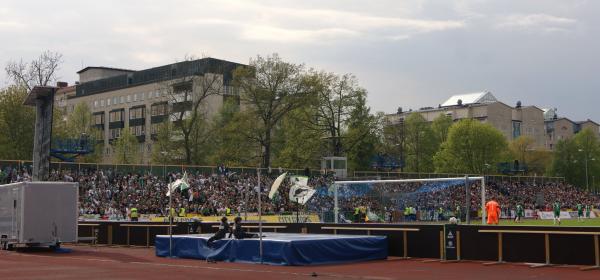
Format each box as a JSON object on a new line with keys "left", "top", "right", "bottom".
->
{"left": 578, "top": 149, "right": 595, "bottom": 192}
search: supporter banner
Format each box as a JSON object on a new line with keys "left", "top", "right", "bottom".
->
{"left": 537, "top": 211, "right": 596, "bottom": 219}
{"left": 148, "top": 214, "right": 321, "bottom": 223}
{"left": 524, "top": 209, "right": 536, "bottom": 218}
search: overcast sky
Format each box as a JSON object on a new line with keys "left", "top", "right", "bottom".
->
{"left": 1, "top": 0, "right": 598, "bottom": 120}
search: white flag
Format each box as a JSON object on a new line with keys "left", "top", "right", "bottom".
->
{"left": 166, "top": 172, "right": 190, "bottom": 196}
{"left": 289, "top": 175, "right": 308, "bottom": 187}
{"left": 288, "top": 176, "right": 314, "bottom": 205}
{"left": 268, "top": 172, "right": 287, "bottom": 199}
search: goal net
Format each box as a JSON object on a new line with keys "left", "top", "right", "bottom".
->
{"left": 307, "top": 177, "right": 486, "bottom": 224}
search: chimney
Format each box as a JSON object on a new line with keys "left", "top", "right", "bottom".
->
{"left": 56, "top": 81, "right": 68, "bottom": 88}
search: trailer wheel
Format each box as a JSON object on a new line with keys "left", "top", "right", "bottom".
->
{"left": 49, "top": 242, "right": 61, "bottom": 250}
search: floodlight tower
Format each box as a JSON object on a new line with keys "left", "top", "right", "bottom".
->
{"left": 24, "top": 86, "right": 58, "bottom": 181}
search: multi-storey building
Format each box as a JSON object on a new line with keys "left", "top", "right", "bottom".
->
{"left": 57, "top": 58, "right": 245, "bottom": 163}
{"left": 543, "top": 108, "right": 600, "bottom": 150}
{"left": 387, "top": 92, "right": 600, "bottom": 151}
{"left": 386, "top": 91, "right": 547, "bottom": 148}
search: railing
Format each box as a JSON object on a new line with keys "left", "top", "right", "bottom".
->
{"left": 352, "top": 170, "right": 565, "bottom": 184}
{"left": 0, "top": 159, "right": 564, "bottom": 183}
{"left": 0, "top": 160, "right": 320, "bottom": 178}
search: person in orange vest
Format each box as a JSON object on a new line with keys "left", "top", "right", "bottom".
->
{"left": 485, "top": 198, "right": 501, "bottom": 225}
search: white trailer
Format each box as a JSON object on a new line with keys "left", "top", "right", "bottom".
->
{"left": 0, "top": 182, "right": 78, "bottom": 249}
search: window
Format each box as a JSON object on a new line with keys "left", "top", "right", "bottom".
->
{"left": 127, "top": 95, "right": 131, "bottom": 103}
{"left": 109, "top": 128, "right": 122, "bottom": 139}
{"left": 109, "top": 110, "right": 124, "bottom": 122}
{"left": 107, "top": 98, "right": 111, "bottom": 106}
{"left": 140, "top": 93, "right": 145, "bottom": 101}
{"left": 133, "top": 93, "right": 138, "bottom": 102}
{"left": 129, "top": 107, "right": 146, "bottom": 120}
{"left": 151, "top": 103, "right": 167, "bottom": 116}
{"left": 172, "top": 92, "right": 188, "bottom": 103}
{"left": 93, "top": 113, "right": 104, "bottom": 125}
{"left": 120, "top": 96, "right": 125, "bottom": 104}
{"left": 100, "top": 99, "right": 105, "bottom": 107}
{"left": 148, "top": 92, "right": 153, "bottom": 99}
{"left": 130, "top": 125, "right": 145, "bottom": 136}
{"left": 151, "top": 123, "right": 160, "bottom": 134}
{"left": 113, "top": 97, "right": 118, "bottom": 105}
{"left": 94, "top": 100, "right": 98, "bottom": 108}
{"left": 155, "top": 91, "right": 160, "bottom": 98}
{"left": 93, "top": 129, "right": 103, "bottom": 140}
{"left": 512, "top": 121, "right": 521, "bottom": 139}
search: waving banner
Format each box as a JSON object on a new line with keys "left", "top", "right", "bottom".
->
{"left": 289, "top": 176, "right": 315, "bottom": 205}
{"left": 268, "top": 172, "right": 287, "bottom": 199}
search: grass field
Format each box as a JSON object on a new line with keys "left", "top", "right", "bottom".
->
{"left": 468, "top": 218, "right": 600, "bottom": 227}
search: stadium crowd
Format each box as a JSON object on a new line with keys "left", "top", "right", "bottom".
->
{"left": 1, "top": 164, "right": 599, "bottom": 221}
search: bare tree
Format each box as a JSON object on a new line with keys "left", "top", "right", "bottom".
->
{"left": 161, "top": 56, "right": 224, "bottom": 164}
{"left": 304, "top": 72, "right": 363, "bottom": 157}
{"left": 234, "top": 54, "right": 317, "bottom": 168}
{"left": 5, "top": 50, "right": 63, "bottom": 90}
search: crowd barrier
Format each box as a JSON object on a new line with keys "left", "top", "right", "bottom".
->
{"left": 77, "top": 221, "right": 599, "bottom": 267}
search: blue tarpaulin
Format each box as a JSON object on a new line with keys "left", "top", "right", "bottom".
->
{"left": 155, "top": 233, "right": 387, "bottom": 266}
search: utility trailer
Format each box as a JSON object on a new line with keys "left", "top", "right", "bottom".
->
{"left": 0, "top": 182, "right": 78, "bottom": 250}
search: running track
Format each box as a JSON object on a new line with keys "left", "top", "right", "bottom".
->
{"left": 1, "top": 246, "right": 599, "bottom": 280}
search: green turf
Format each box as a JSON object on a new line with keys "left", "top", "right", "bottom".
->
{"left": 468, "top": 218, "right": 600, "bottom": 227}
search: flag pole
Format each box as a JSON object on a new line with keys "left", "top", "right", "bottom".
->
{"left": 258, "top": 168, "right": 263, "bottom": 263}
{"left": 168, "top": 175, "right": 173, "bottom": 258}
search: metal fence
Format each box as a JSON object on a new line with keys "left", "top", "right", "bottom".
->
{"left": 0, "top": 160, "right": 322, "bottom": 178}
{"left": 352, "top": 170, "right": 565, "bottom": 184}
{"left": 0, "top": 159, "right": 564, "bottom": 183}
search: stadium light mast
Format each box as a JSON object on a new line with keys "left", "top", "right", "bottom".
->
{"left": 579, "top": 149, "right": 595, "bottom": 192}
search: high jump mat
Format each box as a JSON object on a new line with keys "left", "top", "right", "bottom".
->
{"left": 155, "top": 233, "right": 387, "bottom": 266}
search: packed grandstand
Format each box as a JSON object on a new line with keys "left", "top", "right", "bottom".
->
{"left": 1, "top": 164, "right": 599, "bottom": 222}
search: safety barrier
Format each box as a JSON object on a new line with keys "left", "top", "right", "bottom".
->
{"left": 77, "top": 221, "right": 600, "bottom": 267}
{"left": 478, "top": 229, "right": 600, "bottom": 270}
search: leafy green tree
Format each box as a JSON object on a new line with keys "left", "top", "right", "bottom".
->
{"left": 272, "top": 107, "right": 325, "bottom": 169}
{"left": 113, "top": 126, "right": 139, "bottom": 164}
{"left": 205, "top": 98, "right": 260, "bottom": 166}
{"left": 344, "top": 94, "right": 380, "bottom": 171}
{"left": 509, "top": 136, "right": 536, "bottom": 166}
{"left": 60, "top": 102, "right": 103, "bottom": 163}
{"left": 431, "top": 113, "right": 453, "bottom": 147}
{"left": 380, "top": 115, "right": 406, "bottom": 171}
{"left": 551, "top": 128, "right": 600, "bottom": 189}
{"left": 233, "top": 54, "right": 317, "bottom": 168}
{"left": 404, "top": 112, "right": 436, "bottom": 172}
{"left": 0, "top": 86, "right": 35, "bottom": 160}
{"left": 434, "top": 119, "right": 508, "bottom": 174}
{"left": 151, "top": 121, "right": 181, "bottom": 164}
{"left": 66, "top": 102, "right": 94, "bottom": 138}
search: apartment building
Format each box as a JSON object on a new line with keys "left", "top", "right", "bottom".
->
{"left": 386, "top": 91, "right": 546, "bottom": 148}
{"left": 543, "top": 108, "right": 600, "bottom": 150}
{"left": 59, "top": 58, "right": 245, "bottom": 163}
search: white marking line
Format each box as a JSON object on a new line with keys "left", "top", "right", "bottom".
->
{"left": 2, "top": 251, "right": 391, "bottom": 280}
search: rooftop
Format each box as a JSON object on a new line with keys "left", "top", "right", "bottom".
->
{"left": 441, "top": 91, "right": 497, "bottom": 107}
{"left": 76, "top": 66, "right": 135, "bottom": 74}
{"left": 74, "top": 58, "right": 245, "bottom": 98}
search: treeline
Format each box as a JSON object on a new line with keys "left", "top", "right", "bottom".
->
{"left": 1, "top": 52, "right": 599, "bottom": 189}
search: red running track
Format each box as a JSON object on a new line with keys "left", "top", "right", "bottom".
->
{"left": 1, "top": 245, "right": 599, "bottom": 280}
